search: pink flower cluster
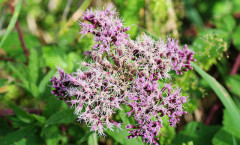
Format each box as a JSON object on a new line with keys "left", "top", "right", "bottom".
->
{"left": 125, "top": 75, "right": 187, "bottom": 144}
{"left": 50, "top": 4, "right": 195, "bottom": 145}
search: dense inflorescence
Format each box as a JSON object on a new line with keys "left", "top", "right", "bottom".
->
{"left": 50, "top": 4, "right": 195, "bottom": 145}
{"left": 125, "top": 75, "right": 187, "bottom": 144}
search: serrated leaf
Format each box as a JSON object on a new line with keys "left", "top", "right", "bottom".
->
{"left": 192, "top": 29, "right": 229, "bottom": 70}
{"left": 45, "top": 109, "right": 76, "bottom": 126}
{"left": 32, "top": 114, "right": 46, "bottom": 125}
{"left": 29, "top": 82, "right": 39, "bottom": 97}
{"left": 28, "top": 48, "right": 39, "bottom": 85}
{"left": 192, "top": 62, "right": 240, "bottom": 132}
{"left": 43, "top": 97, "right": 61, "bottom": 118}
{"left": 39, "top": 69, "right": 55, "bottom": 97}
{"left": 41, "top": 126, "right": 61, "bottom": 145}
{"left": 7, "top": 62, "right": 28, "bottom": 89}
{"left": 172, "top": 121, "right": 220, "bottom": 145}
{"left": 10, "top": 103, "right": 34, "bottom": 124}
{"left": 42, "top": 46, "right": 67, "bottom": 69}
{"left": 0, "top": 125, "right": 36, "bottom": 145}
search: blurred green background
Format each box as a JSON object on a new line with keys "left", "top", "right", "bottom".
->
{"left": 0, "top": 0, "right": 240, "bottom": 145}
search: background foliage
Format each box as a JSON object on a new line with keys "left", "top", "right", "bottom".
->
{"left": 0, "top": 0, "right": 240, "bottom": 145}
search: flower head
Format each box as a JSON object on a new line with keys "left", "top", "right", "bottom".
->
{"left": 50, "top": 3, "right": 195, "bottom": 144}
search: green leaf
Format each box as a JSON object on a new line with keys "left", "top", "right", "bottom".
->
{"left": 43, "top": 97, "right": 61, "bottom": 118}
{"left": 222, "top": 15, "right": 236, "bottom": 32}
{"left": 0, "top": 125, "right": 36, "bottom": 145}
{"left": 28, "top": 48, "right": 39, "bottom": 85}
{"left": 10, "top": 103, "right": 34, "bottom": 124}
{"left": 172, "top": 121, "right": 220, "bottom": 145}
{"left": 29, "top": 82, "right": 39, "bottom": 97}
{"left": 214, "top": 15, "right": 236, "bottom": 32}
{"left": 0, "top": 0, "right": 22, "bottom": 48}
{"left": 88, "top": 133, "right": 98, "bottom": 145}
{"left": 39, "top": 69, "right": 55, "bottom": 96}
{"left": 225, "top": 75, "right": 240, "bottom": 97}
{"left": 107, "top": 106, "right": 143, "bottom": 145}
{"left": 119, "top": 105, "right": 135, "bottom": 125}
{"left": 115, "top": 0, "right": 145, "bottom": 38}
{"left": 212, "top": 1, "right": 232, "bottom": 17}
{"left": 45, "top": 109, "right": 76, "bottom": 126}
{"left": 232, "top": 25, "right": 240, "bottom": 51}
{"left": 0, "top": 119, "right": 14, "bottom": 136}
{"left": 106, "top": 127, "right": 144, "bottom": 145}
{"left": 77, "top": 129, "right": 92, "bottom": 144}
{"left": 192, "top": 62, "right": 240, "bottom": 132}
{"left": 192, "top": 29, "right": 229, "bottom": 70}
{"left": 0, "top": 79, "right": 8, "bottom": 87}
{"left": 32, "top": 114, "right": 46, "bottom": 125}
{"left": 41, "top": 126, "right": 61, "bottom": 145}
{"left": 183, "top": 0, "right": 203, "bottom": 27}
{"left": 7, "top": 62, "right": 29, "bottom": 89}
{"left": 212, "top": 128, "right": 240, "bottom": 145}
{"left": 222, "top": 110, "right": 240, "bottom": 138}
{"left": 42, "top": 46, "right": 68, "bottom": 69}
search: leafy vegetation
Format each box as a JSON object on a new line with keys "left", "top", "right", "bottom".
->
{"left": 0, "top": 0, "right": 240, "bottom": 145}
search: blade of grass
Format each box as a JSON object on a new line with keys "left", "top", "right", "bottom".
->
{"left": 192, "top": 62, "right": 240, "bottom": 131}
{"left": 0, "top": 0, "right": 23, "bottom": 47}
{"left": 233, "top": 133, "right": 237, "bottom": 145}
{"left": 88, "top": 132, "right": 98, "bottom": 145}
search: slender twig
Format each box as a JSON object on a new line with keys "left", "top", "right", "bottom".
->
{"left": 230, "top": 53, "right": 240, "bottom": 75}
{"left": 0, "top": 109, "right": 42, "bottom": 116}
{"left": 205, "top": 102, "right": 219, "bottom": 125}
{"left": 8, "top": 3, "right": 29, "bottom": 63}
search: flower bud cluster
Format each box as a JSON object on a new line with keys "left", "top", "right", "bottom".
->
{"left": 50, "top": 4, "right": 195, "bottom": 144}
{"left": 129, "top": 34, "right": 195, "bottom": 79}
{"left": 125, "top": 75, "right": 187, "bottom": 144}
{"left": 51, "top": 63, "right": 126, "bottom": 136}
{"left": 79, "top": 3, "right": 130, "bottom": 53}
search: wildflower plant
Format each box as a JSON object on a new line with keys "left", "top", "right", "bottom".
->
{"left": 50, "top": 4, "right": 195, "bottom": 145}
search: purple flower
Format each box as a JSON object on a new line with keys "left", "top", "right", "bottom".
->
{"left": 51, "top": 63, "right": 125, "bottom": 136}
{"left": 79, "top": 4, "right": 130, "bottom": 54}
{"left": 50, "top": 3, "right": 195, "bottom": 144}
{"left": 129, "top": 34, "right": 195, "bottom": 79}
{"left": 125, "top": 74, "right": 187, "bottom": 145}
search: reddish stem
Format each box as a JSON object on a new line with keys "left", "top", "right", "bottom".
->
{"left": 8, "top": 3, "right": 29, "bottom": 63}
{"left": 230, "top": 53, "right": 240, "bottom": 75}
{"left": 0, "top": 109, "right": 42, "bottom": 116}
{"left": 205, "top": 103, "right": 219, "bottom": 125}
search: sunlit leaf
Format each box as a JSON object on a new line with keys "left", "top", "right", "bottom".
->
{"left": 192, "top": 62, "right": 240, "bottom": 132}
{"left": 45, "top": 109, "right": 76, "bottom": 126}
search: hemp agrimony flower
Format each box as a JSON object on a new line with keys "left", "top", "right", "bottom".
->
{"left": 50, "top": 4, "right": 195, "bottom": 145}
